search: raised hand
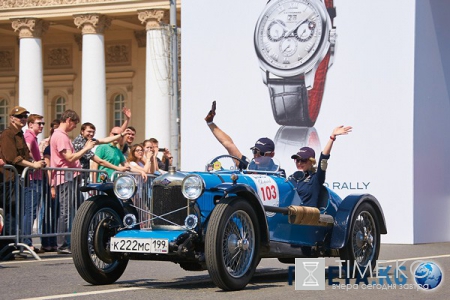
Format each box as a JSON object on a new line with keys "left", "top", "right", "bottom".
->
{"left": 122, "top": 107, "right": 131, "bottom": 120}
{"left": 332, "top": 125, "right": 352, "bottom": 137}
{"left": 122, "top": 128, "right": 133, "bottom": 137}
{"left": 205, "top": 101, "right": 216, "bottom": 123}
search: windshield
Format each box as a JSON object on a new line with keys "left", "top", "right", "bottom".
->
{"left": 206, "top": 156, "right": 242, "bottom": 172}
{"left": 205, "top": 155, "right": 281, "bottom": 173}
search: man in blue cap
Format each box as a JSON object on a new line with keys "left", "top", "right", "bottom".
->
{"left": 205, "top": 101, "right": 277, "bottom": 171}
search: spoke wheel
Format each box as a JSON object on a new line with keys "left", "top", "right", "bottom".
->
{"left": 72, "top": 196, "right": 128, "bottom": 285}
{"left": 206, "top": 197, "right": 260, "bottom": 290}
{"left": 340, "top": 203, "right": 380, "bottom": 275}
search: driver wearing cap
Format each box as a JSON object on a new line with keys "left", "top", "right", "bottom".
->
{"left": 204, "top": 101, "right": 278, "bottom": 171}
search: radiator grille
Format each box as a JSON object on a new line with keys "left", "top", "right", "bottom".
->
{"left": 151, "top": 185, "right": 188, "bottom": 226}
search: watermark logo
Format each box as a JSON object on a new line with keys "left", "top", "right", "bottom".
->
{"left": 412, "top": 261, "right": 443, "bottom": 290}
{"left": 289, "top": 259, "right": 444, "bottom": 291}
{"left": 295, "top": 258, "right": 325, "bottom": 290}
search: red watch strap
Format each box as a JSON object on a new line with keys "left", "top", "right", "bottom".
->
{"left": 325, "top": 0, "right": 334, "bottom": 9}
{"left": 307, "top": 0, "right": 335, "bottom": 123}
{"left": 307, "top": 51, "right": 331, "bottom": 123}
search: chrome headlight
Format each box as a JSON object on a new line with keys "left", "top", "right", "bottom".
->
{"left": 114, "top": 175, "right": 137, "bottom": 200}
{"left": 181, "top": 175, "right": 204, "bottom": 200}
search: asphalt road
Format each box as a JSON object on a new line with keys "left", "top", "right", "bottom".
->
{"left": 0, "top": 242, "right": 449, "bottom": 300}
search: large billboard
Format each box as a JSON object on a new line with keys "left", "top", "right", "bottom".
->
{"left": 181, "top": 0, "right": 450, "bottom": 244}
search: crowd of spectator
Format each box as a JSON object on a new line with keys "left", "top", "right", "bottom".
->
{"left": 0, "top": 106, "right": 171, "bottom": 259}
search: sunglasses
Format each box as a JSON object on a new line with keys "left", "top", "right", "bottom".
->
{"left": 295, "top": 158, "right": 309, "bottom": 163}
{"left": 34, "top": 122, "right": 45, "bottom": 126}
{"left": 14, "top": 114, "right": 28, "bottom": 119}
{"left": 252, "top": 149, "right": 265, "bottom": 156}
{"left": 135, "top": 149, "right": 143, "bottom": 152}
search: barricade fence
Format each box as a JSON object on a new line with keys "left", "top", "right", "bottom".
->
{"left": 0, "top": 165, "right": 154, "bottom": 260}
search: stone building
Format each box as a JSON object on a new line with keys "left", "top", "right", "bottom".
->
{"left": 0, "top": 0, "right": 181, "bottom": 163}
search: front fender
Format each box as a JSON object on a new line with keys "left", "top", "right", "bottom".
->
{"left": 84, "top": 194, "right": 137, "bottom": 222}
{"left": 80, "top": 182, "right": 115, "bottom": 197}
{"left": 330, "top": 194, "right": 387, "bottom": 249}
{"left": 212, "top": 183, "right": 270, "bottom": 251}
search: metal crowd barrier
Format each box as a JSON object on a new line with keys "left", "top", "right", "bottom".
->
{"left": 0, "top": 165, "right": 108, "bottom": 261}
{"left": 0, "top": 165, "right": 21, "bottom": 259}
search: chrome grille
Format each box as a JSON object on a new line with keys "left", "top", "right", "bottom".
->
{"left": 152, "top": 185, "right": 188, "bottom": 226}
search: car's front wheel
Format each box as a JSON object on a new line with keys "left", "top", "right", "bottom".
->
{"left": 205, "top": 197, "right": 260, "bottom": 291}
{"left": 72, "top": 195, "right": 128, "bottom": 285}
{"left": 340, "top": 202, "right": 380, "bottom": 275}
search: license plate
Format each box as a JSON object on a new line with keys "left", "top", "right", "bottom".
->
{"left": 110, "top": 238, "right": 168, "bottom": 254}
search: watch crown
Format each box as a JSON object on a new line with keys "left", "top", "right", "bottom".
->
{"left": 329, "top": 29, "right": 337, "bottom": 45}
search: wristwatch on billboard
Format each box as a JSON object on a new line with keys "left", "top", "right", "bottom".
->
{"left": 254, "top": 0, "right": 337, "bottom": 127}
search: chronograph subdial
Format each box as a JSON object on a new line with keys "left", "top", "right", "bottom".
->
{"left": 267, "top": 20, "right": 287, "bottom": 42}
{"left": 279, "top": 37, "right": 298, "bottom": 58}
{"left": 294, "top": 21, "right": 316, "bottom": 42}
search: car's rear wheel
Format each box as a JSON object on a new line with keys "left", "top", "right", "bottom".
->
{"left": 340, "top": 203, "right": 380, "bottom": 276}
{"left": 72, "top": 196, "right": 128, "bottom": 285}
{"left": 205, "top": 197, "right": 260, "bottom": 291}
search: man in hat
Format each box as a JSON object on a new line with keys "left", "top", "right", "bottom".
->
{"left": 289, "top": 125, "right": 352, "bottom": 207}
{"left": 204, "top": 101, "right": 278, "bottom": 171}
{"left": 0, "top": 106, "right": 46, "bottom": 176}
{"left": 0, "top": 106, "right": 45, "bottom": 247}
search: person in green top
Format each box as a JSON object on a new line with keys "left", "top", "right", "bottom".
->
{"left": 93, "top": 126, "right": 146, "bottom": 181}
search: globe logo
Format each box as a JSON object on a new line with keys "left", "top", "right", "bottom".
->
{"left": 413, "top": 262, "right": 443, "bottom": 290}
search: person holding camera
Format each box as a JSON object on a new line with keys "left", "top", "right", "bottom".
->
{"left": 144, "top": 138, "right": 173, "bottom": 173}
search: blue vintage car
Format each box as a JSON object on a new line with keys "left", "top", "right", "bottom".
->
{"left": 72, "top": 154, "right": 387, "bottom": 291}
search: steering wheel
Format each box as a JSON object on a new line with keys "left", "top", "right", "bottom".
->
{"left": 207, "top": 154, "right": 247, "bottom": 172}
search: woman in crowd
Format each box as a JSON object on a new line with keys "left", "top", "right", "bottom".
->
{"left": 127, "top": 144, "right": 154, "bottom": 174}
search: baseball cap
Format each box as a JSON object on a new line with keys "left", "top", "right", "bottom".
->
{"left": 291, "top": 147, "right": 315, "bottom": 160}
{"left": 250, "top": 137, "right": 275, "bottom": 153}
{"left": 9, "top": 106, "right": 29, "bottom": 116}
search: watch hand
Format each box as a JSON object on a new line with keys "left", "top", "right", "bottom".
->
{"left": 277, "top": 20, "right": 289, "bottom": 31}
{"left": 300, "top": 28, "right": 307, "bottom": 36}
{"left": 284, "top": 12, "right": 314, "bottom": 37}
{"left": 282, "top": 43, "right": 291, "bottom": 53}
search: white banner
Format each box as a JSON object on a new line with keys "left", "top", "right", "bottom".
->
{"left": 181, "top": 0, "right": 450, "bottom": 244}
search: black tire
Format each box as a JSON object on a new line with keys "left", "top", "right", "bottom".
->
{"left": 340, "top": 203, "right": 380, "bottom": 275}
{"left": 205, "top": 197, "right": 260, "bottom": 291}
{"left": 72, "top": 195, "right": 129, "bottom": 285}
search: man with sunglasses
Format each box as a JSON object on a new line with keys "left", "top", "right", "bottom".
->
{"left": 0, "top": 106, "right": 46, "bottom": 251}
{"left": 0, "top": 107, "right": 46, "bottom": 173}
{"left": 23, "top": 114, "right": 47, "bottom": 252}
{"left": 289, "top": 125, "right": 352, "bottom": 207}
{"left": 205, "top": 101, "right": 278, "bottom": 171}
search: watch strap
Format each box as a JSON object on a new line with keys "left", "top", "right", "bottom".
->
{"left": 268, "top": 51, "right": 331, "bottom": 127}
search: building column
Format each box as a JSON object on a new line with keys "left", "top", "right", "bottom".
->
{"left": 138, "top": 10, "right": 170, "bottom": 147}
{"left": 74, "top": 14, "right": 110, "bottom": 138}
{"left": 11, "top": 18, "right": 48, "bottom": 116}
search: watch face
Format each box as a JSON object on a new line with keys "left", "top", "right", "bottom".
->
{"left": 255, "top": 0, "right": 330, "bottom": 76}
